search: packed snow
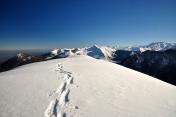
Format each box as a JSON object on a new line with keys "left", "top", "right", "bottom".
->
{"left": 0, "top": 55, "right": 176, "bottom": 117}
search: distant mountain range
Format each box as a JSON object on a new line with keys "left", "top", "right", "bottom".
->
{"left": 0, "top": 53, "right": 46, "bottom": 72}
{"left": 1, "top": 42, "right": 176, "bottom": 85}
{"left": 112, "top": 42, "right": 176, "bottom": 52}
{"left": 120, "top": 49, "right": 176, "bottom": 85}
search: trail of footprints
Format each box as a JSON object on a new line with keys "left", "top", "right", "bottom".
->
{"left": 45, "top": 59, "right": 77, "bottom": 117}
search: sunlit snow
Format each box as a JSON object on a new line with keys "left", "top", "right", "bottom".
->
{"left": 0, "top": 55, "right": 176, "bottom": 117}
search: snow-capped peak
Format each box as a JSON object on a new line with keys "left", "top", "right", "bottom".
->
{"left": 17, "top": 53, "right": 27, "bottom": 58}
{"left": 15, "top": 53, "right": 32, "bottom": 60}
{"left": 51, "top": 49, "right": 59, "bottom": 55}
{"left": 92, "top": 45, "right": 99, "bottom": 48}
{"left": 45, "top": 49, "right": 74, "bottom": 59}
{"left": 146, "top": 42, "right": 176, "bottom": 51}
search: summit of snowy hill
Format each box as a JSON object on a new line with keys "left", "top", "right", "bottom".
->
{"left": 0, "top": 55, "right": 176, "bottom": 117}
{"left": 86, "top": 45, "right": 115, "bottom": 59}
{"left": 51, "top": 49, "right": 59, "bottom": 55}
{"left": 43, "top": 49, "right": 74, "bottom": 59}
{"left": 87, "top": 45, "right": 105, "bottom": 59}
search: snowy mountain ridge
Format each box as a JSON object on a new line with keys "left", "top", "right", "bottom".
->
{"left": 44, "top": 42, "right": 176, "bottom": 60}
{"left": 2, "top": 42, "right": 174, "bottom": 72}
{"left": 112, "top": 42, "right": 176, "bottom": 52}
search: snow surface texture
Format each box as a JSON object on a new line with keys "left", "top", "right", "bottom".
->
{"left": 0, "top": 55, "right": 176, "bottom": 117}
{"left": 45, "top": 59, "right": 74, "bottom": 117}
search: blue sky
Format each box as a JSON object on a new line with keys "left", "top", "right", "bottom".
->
{"left": 0, "top": 0, "right": 176, "bottom": 50}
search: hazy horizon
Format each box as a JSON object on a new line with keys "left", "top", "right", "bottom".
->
{"left": 0, "top": 49, "right": 52, "bottom": 63}
{"left": 1, "top": 41, "right": 176, "bottom": 63}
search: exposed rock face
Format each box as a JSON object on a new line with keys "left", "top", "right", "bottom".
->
{"left": 120, "top": 49, "right": 176, "bottom": 86}
{"left": 113, "top": 50, "right": 140, "bottom": 62}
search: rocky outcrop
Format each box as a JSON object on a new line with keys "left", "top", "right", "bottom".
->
{"left": 120, "top": 49, "right": 176, "bottom": 86}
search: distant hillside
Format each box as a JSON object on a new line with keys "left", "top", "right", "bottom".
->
{"left": 0, "top": 53, "right": 46, "bottom": 72}
{"left": 120, "top": 49, "right": 176, "bottom": 86}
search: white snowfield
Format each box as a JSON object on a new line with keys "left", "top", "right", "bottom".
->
{"left": 0, "top": 55, "right": 176, "bottom": 117}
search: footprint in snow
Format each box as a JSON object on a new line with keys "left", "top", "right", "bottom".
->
{"left": 73, "top": 106, "right": 79, "bottom": 109}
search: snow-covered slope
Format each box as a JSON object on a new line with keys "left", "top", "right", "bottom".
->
{"left": 0, "top": 55, "right": 176, "bottom": 117}
{"left": 87, "top": 45, "right": 105, "bottom": 58}
{"left": 86, "top": 45, "right": 114, "bottom": 59}
{"left": 43, "top": 49, "right": 74, "bottom": 59}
